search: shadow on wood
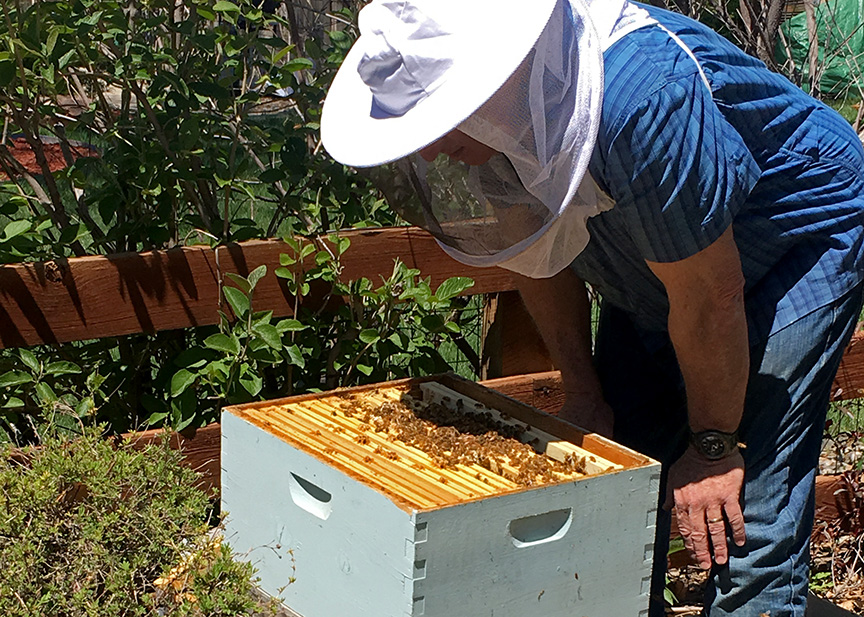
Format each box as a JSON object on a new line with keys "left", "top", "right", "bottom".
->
{"left": 0, "top": 229, "right": 516, "bottom": 348}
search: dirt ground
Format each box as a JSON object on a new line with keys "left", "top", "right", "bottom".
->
{"left": 1, "top": 137, "right": 99, "bottom": 178}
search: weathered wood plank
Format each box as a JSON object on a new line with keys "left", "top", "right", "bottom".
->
{"left": 481, "top": 370, "right": 566, "bottom": 414}
{"left": 0, "top": 246, "right": 221, "bottom": 348}
{"left": 833, "top": 328, "right": 864, "bottom": 402}
{"left": 482, "top": 290, "right": 554, "bottom": 379}
{"left": 483, "top": 326, "right": 864, "bottom": 405}
{"left": 125, "top": 422, "right": 221, "bottom": 495}
{"left": 0, "top": 228, "right": 515, "bottom": 348}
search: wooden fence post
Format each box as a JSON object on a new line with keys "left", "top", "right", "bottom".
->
{"left": 481, "top": 290, "right": 555, "bottom": 379}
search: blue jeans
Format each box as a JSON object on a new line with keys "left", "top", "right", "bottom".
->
{"left": 594, "top": 283, "right": 864, "bottom": 617}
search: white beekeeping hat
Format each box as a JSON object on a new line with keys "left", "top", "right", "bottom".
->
{"left": 322, "top": 0, "right": 648, "bottom": 278}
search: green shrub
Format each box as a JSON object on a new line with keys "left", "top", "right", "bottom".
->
{"left": 0, "top": 0, "right": 480, "bottom": 439}
{"left": 0, "top": 425, "right": 272, "bottom": 616}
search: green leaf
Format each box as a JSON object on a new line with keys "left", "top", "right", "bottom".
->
{"left": 356, "top": 364, "right": 373, "bottom": 376}
{"left": 271, "top": 43, "right": 296, "bottom": 64}
{"left": 86, "top": 371, "right": 106, "bottom": 392}
{"left": 0, "top": 60, "right": 15, "bottom": 88}
{"left": 213, "top": 0, "right": 240, "bottom": 11}
{"left": 248, "top": 345, "right": 280, "bottom": 364}
{"left": 259, "top": 168, "right": 286, "bottom": 183}
{"left": 252, "top": 322, "right": 281, "bottom": 350}
{"left": 284, "top": 344, "right": 305, "bottom": 368}
{"left": 300, "top": 243, "right": 316, "bottom": 260}
{"left": 171, "top": 390, "right": 197, "bottom": 431}
{"left": 174, "top": 407, "right": 195, "bottom": 432}
{"left": 35, "top": 382, "right": 57, "bottom": 405}
{"left": 173, "top": 348, "right": 212, "bottom": 369}
{"left": 45, "top": 28, "right": 59, "bottom": 57}
{"left": 283, "top": 58, "right": 314, "bottom": 72}
{"left": 275, "top": 267, "right": 293, "bottom": 280}
{"left": 195, "top": 6, "right": 216, "bottom": 19}
{"left": 0, "top": 371, "right": 32, "bottom": 387}
{"left": 3, "top": 220, "right": 31, "bottom": 240}
{"left": 75, "top": 396, "right": 94, "bottom": 417}
{"left": 223, "top": 286, "right": 250, "bottom": 317}
{"left": 358, "top": 329, "right": 380, "bottom": 345}
{"left": 170, "top": 369, "right": 196, "bottom": 397}
{"left": 667, "top": 537, "right": 686, "bottom": 555}
{"left": 252, "top": 310, "right": 274, "bottom": 326}
{"left": 50, "top": 410, "right": 79, "bottom": 434}
{"left": 58, "top": 49, "right": 75, "bottom": 69}
{"left": 224, "top": 273, "right": 251, "bottom": 294}
{"left": 664, "top": 584, "right": 678, "bottom": 606}
{"left": 238, "top": 368, "right": 263, "bottom": 396}
{"left": 204, "top": 333, "right": 242, "bottom": 355}
{"left": 435, "top": 276, "right": 474, "bottom": 301}
{"left": 276, "top": 318, "right": 306, "bottom": 332}
{"left": 189, "top": 81, "right": 231, "bottom": 99}
{"left": 18, "top": 349, "right": 39, "bottom": 373}
{"left": 146, "top": 411, "right": 169, "bottom": 425}
{"left": 3, "top": 396, "right": 24, "bottom": 408}
{"left": 247, "top": 265, "right": 267, "bottom": 289}
{"left": 279, "top": 253, "right": 296, "bottom": 266}
{"left": 420, "top": 314, "right": 445, "bottom": 332}
{"left": 58, "top": 223, "right": 85, "bottom": 245}
{"left": 45, "top": 361, "right": 82, "bottom": 376}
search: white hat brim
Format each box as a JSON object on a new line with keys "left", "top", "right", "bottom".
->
{"left": 321, "top": 0, "right": 560, "bottom": 168}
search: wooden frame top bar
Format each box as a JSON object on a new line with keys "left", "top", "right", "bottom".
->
{"left": 223, "top": 373, "right": 655, "bottom": 510}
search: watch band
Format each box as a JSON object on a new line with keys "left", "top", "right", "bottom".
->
{"left": 689, "top": 429, "right": 742, "bottom": 460}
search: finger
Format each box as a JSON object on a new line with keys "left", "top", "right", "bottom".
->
{"left": 683, "top": 507, "right": 712, "bottom": 570}
{"left": 724, "top": 499, "right": 747, "bottom": 547}
{"left": 678, "top": 504, "right": 711, "bottom": 570}
{"left": 690, "top": 522, "right": 713, "bottom": 570}
{"left": 674, "top": 503, "right": 696, "bottom": 556}
{"left": 706, "top": 510, "right": 728, "bottom": 565}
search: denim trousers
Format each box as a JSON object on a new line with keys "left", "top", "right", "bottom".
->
{"left": 593, "top": 283, "right": 864, "bottom": 617}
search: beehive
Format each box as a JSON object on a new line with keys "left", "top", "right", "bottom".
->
{"left": 222, "top": 375, "right": 661, "bottom": 617}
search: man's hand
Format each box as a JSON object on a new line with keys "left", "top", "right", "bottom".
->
{"left": 664, "top": 447, "right": 746, "bottom": 569}
{"left": 557, "top": 397, "right": 614, "bottom": 437}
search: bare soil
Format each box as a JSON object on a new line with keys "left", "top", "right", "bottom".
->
{"left": 1, "top": 137, "right": 98, "bottom": 178}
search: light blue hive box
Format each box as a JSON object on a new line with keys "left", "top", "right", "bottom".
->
{"left": 222, "top": 375, "right": 660, "bottom": 617}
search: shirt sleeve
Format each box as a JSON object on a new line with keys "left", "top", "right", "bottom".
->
{"left": 598, "top": 71, "right": 762, "bottom": 263}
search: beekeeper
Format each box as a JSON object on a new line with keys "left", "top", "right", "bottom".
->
{"left": 320, "top": 0, "right": 864, "bottom": 615}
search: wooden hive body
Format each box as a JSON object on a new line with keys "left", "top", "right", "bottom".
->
{"left": 222, "top": 375, "right": 661, "bottom": 617}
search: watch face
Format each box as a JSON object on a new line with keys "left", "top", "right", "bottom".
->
{"left": 700, "top": 434, "right": 728, "bottom": 459}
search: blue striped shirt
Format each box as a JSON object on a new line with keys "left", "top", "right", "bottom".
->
{"left": 574, "top": 4, "right": 864, "bottom": 343}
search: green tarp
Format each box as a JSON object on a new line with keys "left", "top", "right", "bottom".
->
{"left": 778, "top": 0, "right": 864, "bottom": 96}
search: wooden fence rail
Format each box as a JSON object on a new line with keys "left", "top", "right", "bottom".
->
{"left": 0, "top": 227, "right": 513, "bottom": 348}
{"left": 0, "top": 225, "right": 861, "bottom": 400}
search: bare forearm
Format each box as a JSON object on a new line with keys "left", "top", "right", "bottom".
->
{"left": 648, "top": 227, "right": 749, "bottom": 434}
{"left": 513, "top": 269, "right": 605, "bottom": 407}
{"left": 667, "top": 286, "right": 749, "bottom": 433}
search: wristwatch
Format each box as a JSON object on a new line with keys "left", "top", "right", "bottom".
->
{"left": 689, "top": 429, "right": 742, "bottom": 460}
